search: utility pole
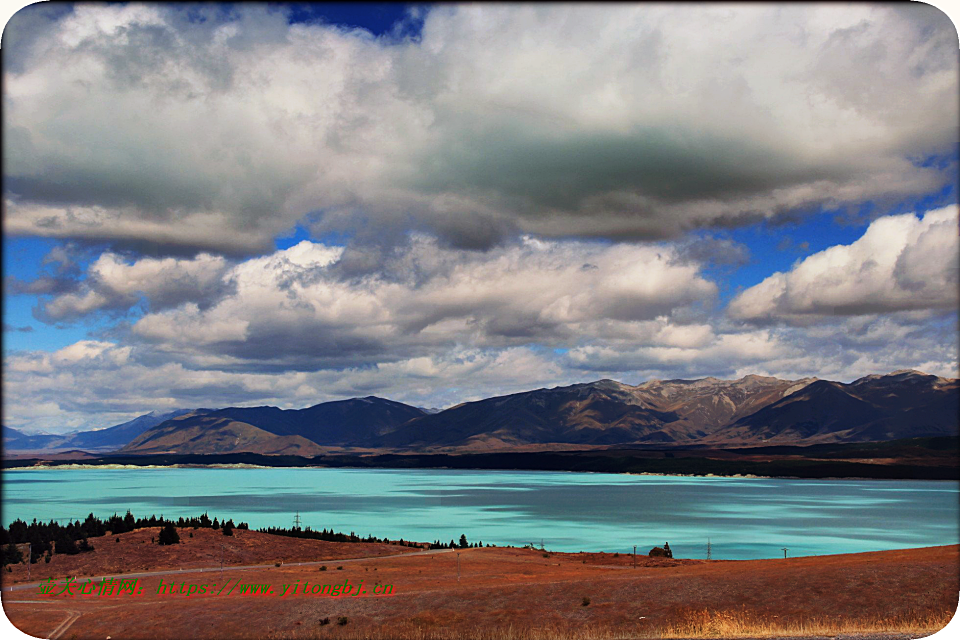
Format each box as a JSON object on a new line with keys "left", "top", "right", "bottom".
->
{"left": 707, "top": 538, "right": 711, "bottom": 561}
{"left": 457, "top": 552, "right": 460, "bottom": 583}
{"left": 633, "top": 545, "right": 637, "bottom": 569}
{"left": 26, "top": 543, "right": 31, "bottom": 581}
{"left": 782, "top": 547, "right": 788, "bottom": 559}
{"left": 220, "top": 544, "right": 224, "bottom": 582}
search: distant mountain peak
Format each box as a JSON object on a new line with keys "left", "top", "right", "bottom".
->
{"left": 852, "top": 369, "right": 940, "bottom": 386}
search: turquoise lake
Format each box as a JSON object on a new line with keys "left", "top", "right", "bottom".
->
{"left": 3, "top": 467, "right": 957, "bottom": 560}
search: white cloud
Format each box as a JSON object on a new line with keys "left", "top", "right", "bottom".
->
{"left": 3, "top": 4, "right": 956, "bottom": 252}
{"left": 728, "top": 206, "right": 960, "bottom": 323}
{"left": 40, "top": 251, "right": 231, "bottom": 320}
{"left": 127, "top": 236, "right": 716, "bottom": 366}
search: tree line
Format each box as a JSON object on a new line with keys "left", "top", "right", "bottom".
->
{"left": 2, "top": 511, "right": 492, "bottom": 567}
{"left": 1, "top": 511, "right": 250, "bottom": 565}
{"left": 258, "top": 527, "right": 489, "bottom": 550}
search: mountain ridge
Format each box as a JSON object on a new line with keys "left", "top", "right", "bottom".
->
{"left": 8, "top": 370, "right": 957, "bottom": 456}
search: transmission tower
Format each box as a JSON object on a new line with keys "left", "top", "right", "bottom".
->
{"left": 293, "top": 511, "right": 301, "bottom": 530}
{"left": 706, "top": 538, "right": 711, "bottom": 561}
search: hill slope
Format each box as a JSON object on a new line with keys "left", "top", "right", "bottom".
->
{"left": 120, "top": 413, "right": 325, "bottom": 456}
{"left": 3, "top": 409, "right": 193, "bottom": 452}
{"left": 119, "top": 397, "right": 427, "bottom": 455}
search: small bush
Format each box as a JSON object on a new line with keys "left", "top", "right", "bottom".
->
{"left": 337, "top": 566, "right": 344, "bottom": 570}
{"left": 116, "top": 537, "right": 120, "bottom": 543}
{"left": 319, "top": 565, "right": 327, "bottom": 571}
{"left": 275, "top": 562, "right": 281, "bottom": 567}
{"left": 542, "top": 553, "right": 550, "bottom": 558}
{"left": 613, "top": 552, "right": 619, "bottom": 557}
{"left": 319, "top": 617, "right": 330, "bottom": 626}
{"left": 337, "top": 616, "right": 348, "bottom": 626}
{"left": 582, "top": 597, "right": 590, "bottom": 607}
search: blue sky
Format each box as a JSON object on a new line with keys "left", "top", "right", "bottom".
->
{"left": 3, "top": 3, "right": 958, "bottom": 432}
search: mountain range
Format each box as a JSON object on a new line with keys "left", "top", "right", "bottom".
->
{"left": 4, "top": 370, "right": 957, "bottom": 456}
{"left": 3, "top": 409, "right": 193, "bottom": 452}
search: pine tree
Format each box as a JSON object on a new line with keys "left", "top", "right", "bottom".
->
{"left": 1, "top": 543, "right": 22, "bottom": 567}
{"left": 158, "top": 523, "right": 180, "bottom": 545}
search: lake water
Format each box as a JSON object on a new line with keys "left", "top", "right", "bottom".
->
{"left": 3, "top": 467, "right": 957, "bottom": 560}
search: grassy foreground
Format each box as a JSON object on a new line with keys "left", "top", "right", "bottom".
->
{"left": 265, "top": 609, "right": 956, "bottom": 639}
{"left": 3, "top": 534, "right": 957, "bottom": 640}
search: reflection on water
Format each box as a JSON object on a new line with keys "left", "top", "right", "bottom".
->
{"left": 3, "top": 467, "right": 957, "bottom": 559}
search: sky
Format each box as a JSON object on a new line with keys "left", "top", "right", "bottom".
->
{"left": 2, "top": 3, "right": 959, "bottom": 434}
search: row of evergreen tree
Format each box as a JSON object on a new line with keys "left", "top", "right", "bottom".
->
{"left": 257, "top": 525, "right": 420, "bottom": 546}
{"left": 428, "top": 534, "right": 488, "bottom": 549}
{"left": 257, "top": 527, "right": 490, "bottom": 550}
{"left": 1, "top": 511, "right": 494, "bottom": 566}
{"left": 0, "top": 511, "right": 250, "bottom": 564}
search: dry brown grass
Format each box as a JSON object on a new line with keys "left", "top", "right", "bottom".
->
{"left": 656, "top": 606, "right": 955, "bottom": 638}
{"left": 267, "top": 625, "right": 640, "bottom": 640}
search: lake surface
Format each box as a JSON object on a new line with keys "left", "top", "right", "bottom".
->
{"left": 3, "top": 467, "right": 957, "bottom": 559}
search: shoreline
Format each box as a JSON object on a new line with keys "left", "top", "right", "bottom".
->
{"left": 5, "top": 435, "right": 956, "bottom": 481}
{"left": 4, "top": 461, "right": 955, "bottom": 482}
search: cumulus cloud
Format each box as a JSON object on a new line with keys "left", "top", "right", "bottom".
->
{"left": 3, "top": 4, "right": 956, "bottom": 253}
{"left": 728, "top": 206, "right": 960, "bottom": 323}
{"left": 125, "top": 236, "right": 716, "bottom": 368}
{"left": 36, "top": 252, "right": 232, "bottom": 321}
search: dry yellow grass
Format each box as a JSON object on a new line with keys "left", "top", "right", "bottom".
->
{"left": 265, "top": 608, "right": 956, "bottom": 640}
{"left": 657, "top": 606, "right": 955, "bottom": 638}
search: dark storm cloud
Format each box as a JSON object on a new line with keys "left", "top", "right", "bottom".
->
{"left": 3, "top": 4, "right": 956, "bottom": 255}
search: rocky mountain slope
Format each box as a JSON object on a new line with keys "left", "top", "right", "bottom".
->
{"left": 380, "top": 375, "right": 818, "bottom": 449}
{"left": 706, "top": 370, "right": 959, "bottom": 445}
